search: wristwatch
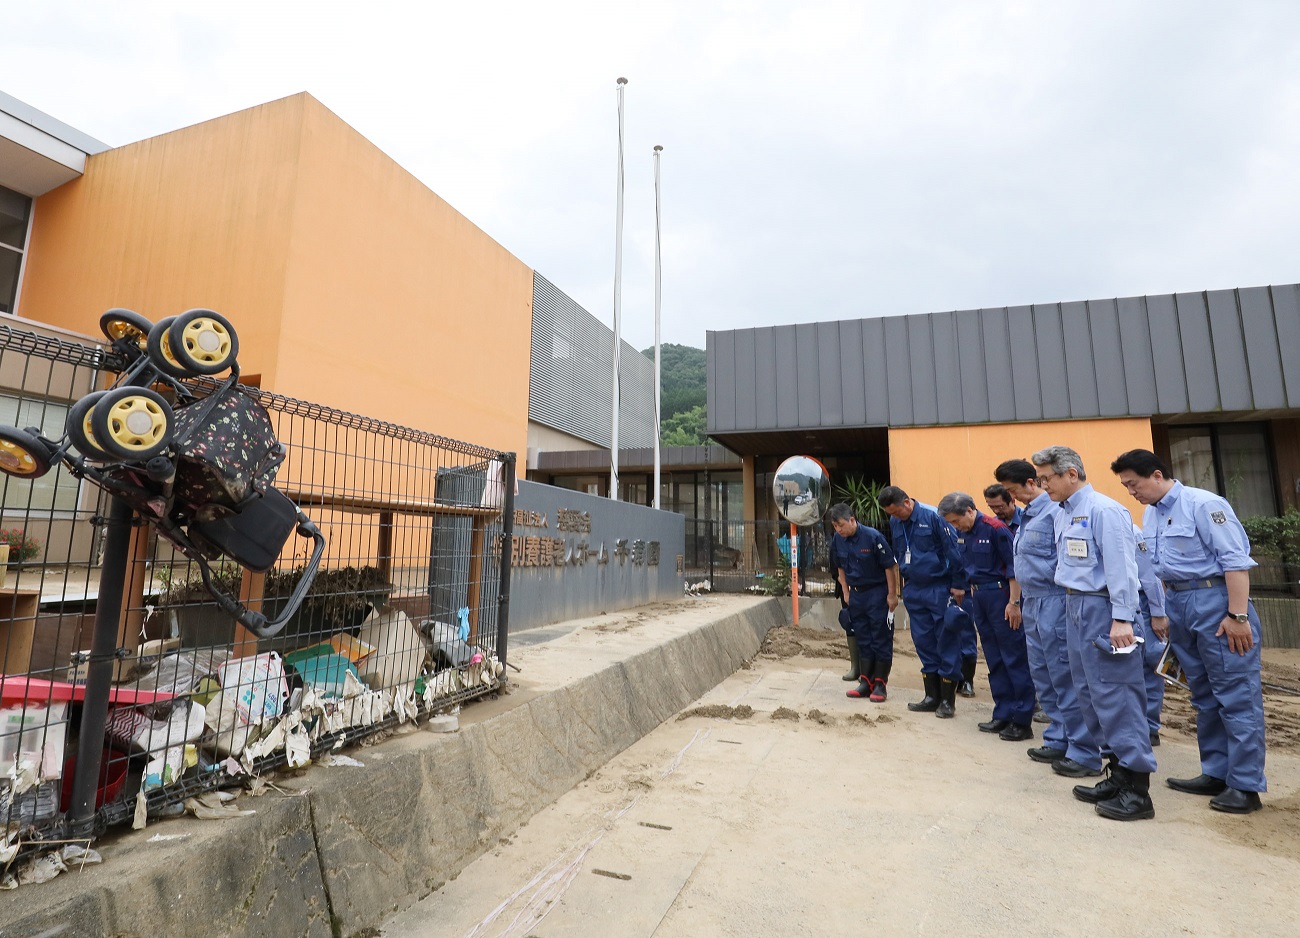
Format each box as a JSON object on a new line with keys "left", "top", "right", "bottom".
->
{"left": 1228, "top": 612, "right": 1249, "bottom": 623}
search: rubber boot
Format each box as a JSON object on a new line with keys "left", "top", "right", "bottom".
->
{"left": 869, "top": 659, "right": 891, "bottom": 702}
{"left": 958, "top": 657, "right": 977, "bottom": 698}
{"left": 1095, "top": 769, "right": 1155, "bottom": 821}
{"left": 935, "top": 678, "right": 957, "bottom": 719}
{"left": 907, "top": 673, "right": 941, "bottom": 712}
{"left": 842, "top": 633, "right": 861, "bottom": 681}
{"left": 1073, "top": 755, "right": 1122, "bottom": 804}
{"left": 846, "top": 673, "right": 873, "bottom": 699}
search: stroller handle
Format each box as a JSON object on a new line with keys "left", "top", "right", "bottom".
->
{"left": 202, "top": 512, "right": 327, "bottom": 638}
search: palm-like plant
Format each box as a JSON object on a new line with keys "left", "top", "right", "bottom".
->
{"left": 833, "top": 476, "right": 888, "bottom": 530}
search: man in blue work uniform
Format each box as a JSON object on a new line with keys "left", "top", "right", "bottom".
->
{"left": 939, "top": 492, "right": 1036, "bottom": 740}
{"left": 828, "top": 503, "right": 899, "bottom": 702}
{"left": 1031, "top": 445, "right": 1156, "bottom": 822}
{"left": 995, "top": 459, "right": 1101, "bottom": 776}
{"left": 1133, "top": 521, "right": 1169, "bottom": 748}
{"left": 879, "top": 486, "right": 967, "bottom": 718}
{"left": 984, "top": 483, "right": 1024, "bottom": 534}
{"left": 1112, "top": 449, "right": 1266, "bottom": 814}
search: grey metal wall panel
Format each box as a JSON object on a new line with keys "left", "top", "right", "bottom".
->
{"left": 1238, "top": 286, "right": 1286, "bottom": 409}
{"left": 931, "top": 312, "right": 963, "bottom": 425}
{"left": 818, "top": 321, "right": 845, "bottom": 427}
{"left": 1272, "top": 284, "right": 1300, "bottom": 405}
{"left": 1206, "top": 289, "right": 1252, "bottom": 411}
{"left": 1176, "top": 292, "right": 1220, "bottom": 413}
{"left": 981, "top": 307, "right": 1016, "bottom": 422}
{"left": 1032, "top": 303, "right": 1071, "bottom": 419}
{"left": 1116, "top": 296, "right": 1159, "bottom": 415}
{"left": 1006, "top": 305, "right": 1043, "bottom": 421}
{"left": 774, "top": 325, "right": 799, "bottom": 428}
{"left": 907, "top": 315, "right": 939, "bottom": 424}
{"left": 529, "top": 272, "right": 656, "bottom": 447}
{"left": 1146, "top": 293, "right": 1189, "bottom": 413}
{"left": 706, "top": 334, "right": 717, "bottom": 432}
{"left": 734, "top": 328, "right": 758, "bottom": 430}
{"left": 838, "top": 319, "right": 868, "bottom": 426}
{"left": 1087, "top": 299, "right": 1129, "bottom": 417}
{"left": 955, "top": 309, "right": 990, "bottom": 423}
{"left": 883, "top": 315, "right": 913, "bottom": 424}
{"left": 863, "top": 317, "right": 890, "bottom": 425}
{"left": 711, "top": 329, "right": 737, "bottom": 431}
{"left": 796, "top": 323, "right": 822, "bottom": 426}
{"left": 754, "top": 327, "right": 779, "bottom": 429}
{"left": 1061, "top": 300, "right": 1099, "bottom": 417}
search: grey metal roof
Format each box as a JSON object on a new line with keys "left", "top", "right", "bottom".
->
{"left": 707, "top": 283, "right": 1300, "bottom": 435}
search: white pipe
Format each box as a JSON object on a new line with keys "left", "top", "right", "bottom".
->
{"left": 611, "top": 77, "right": 628, "bottom": 501}
{"left": 653, "top": 144, "right": 663, "bottom": 510}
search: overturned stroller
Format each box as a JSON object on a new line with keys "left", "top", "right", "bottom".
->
{"left": 0, "top": 308, "right": 325, "bottom": 637}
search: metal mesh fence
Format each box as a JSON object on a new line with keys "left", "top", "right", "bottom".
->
{"left": 0, "top": 320, "right": 513, "bottom": 858}
{"left": 683, "top": 518, "right": 836, "bottom": 595}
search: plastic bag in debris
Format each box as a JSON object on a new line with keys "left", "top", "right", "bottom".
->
{"left": 16, "top": 850, "right": 66, "bottom": 885}
{"left": 61, "top": 844, "right": 102, "bottom": 867}
{"left": 356, "top": 609, "right": 426, "bottom": 691}
{"left": 123, "top": 646, "right": 230, "bottom": 696}
{"left": 184, "top": 791, "right": 255, "bottom": 820}
{"left": 422, "top": 618, "right": 475, "bottom": 669}
{"left": 106, "top": 698, "right": 206, "bottom": 757}
{"left": 208, "top": 652, "right": 289, "bottom": 757}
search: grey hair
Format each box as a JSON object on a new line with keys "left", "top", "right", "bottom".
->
{"left": 827, "top": 502, "right": 854, "bottom": 523}
{"left": 936, "top": 492, "right": 976, "bottom": 516}
{"left": 1031, "top": 445, "right": 1087, "bottom": 481}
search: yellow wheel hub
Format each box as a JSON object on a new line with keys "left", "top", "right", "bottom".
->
{"left": 0, "top": 439, "right": 38, "bottom": 475}
{"left": 179, "top": 317, "right": 233, "bottom": 365}
{"left": 105, "top": 396, "right": 168, "bottom": 451}
{"left": 106, "top": 320, "right": 148, "bottom": 349}
{"left": 158, "top": 328, "right": 186, "bottom": 371}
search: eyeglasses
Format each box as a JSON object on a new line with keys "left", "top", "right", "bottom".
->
{"left": 1036, "top": 472, "right": 1061, "bottom": 485}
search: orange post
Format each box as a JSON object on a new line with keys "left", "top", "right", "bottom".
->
{"left": 790, "top": 521, "right": 799, "bottom": 625}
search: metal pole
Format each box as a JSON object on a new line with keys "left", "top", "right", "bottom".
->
{"left": 653, "top": 144, "right": 663, "bottom": 511}
{"left": 611, "top": 77, "right": 628, "bottom": 501}
{"left": 495, "top": 453, "right": 516, "bottom": 673}
{"left": 67, "top": 495, "right": 134, "bottom": 836}
{"left": 790, "top": 521, "right": 800, "bottom": 626}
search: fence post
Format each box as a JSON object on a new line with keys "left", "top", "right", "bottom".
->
{"left": 67, "top": 495, "right": 134, "bottom": 836}
{"left": 495, "top": 453, "right": 516, "bottom": 671}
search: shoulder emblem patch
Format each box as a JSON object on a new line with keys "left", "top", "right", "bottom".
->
{"left": 1137, "top": 541, "right": 1148, "bottom": 552}
{"left": 1211, "top": 511, "right": 1226, "bottom": 525}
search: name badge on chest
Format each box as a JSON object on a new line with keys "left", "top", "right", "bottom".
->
{"left": 1066, "top": 538, "right": 1089, "bottom": 559}
{"left": 904, "top": 548, "right": 911, "bottom": 564}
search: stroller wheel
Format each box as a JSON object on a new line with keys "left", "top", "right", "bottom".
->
{"left": 146, "top": 317, "right": 199, "bottom": 379}
{"left": 169, "top": 309, "right": 238, "bottom": 375}
{"left": 90, "top": 386, "right": 175, "bottom": 461}
{"left": 0, "top": 426, "right": 53, "bottom": 478}
{"left": 67, "top": 390, "right": 115, "bottom": 461}
{"left": 99, "top": 309, "right": 153, "bottom": 354}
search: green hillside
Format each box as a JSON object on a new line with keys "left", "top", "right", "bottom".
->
{"left": 642, "top": 344, "right": 708, "bottom": 445}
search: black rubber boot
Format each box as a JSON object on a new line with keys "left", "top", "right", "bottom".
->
{"left": 935, "top": 678, "right": 957, "bottom": 719}
{"left": 846, "top": 674, "right": 873, "bottom": 699}
{"left": 842, "top": 633, "right": 861, "bottom": 681}
{"left": 1073, "top": 755, "right": 1122, "bottom": 804}
{"left": 870, "top": 659, "right": 891, "bottom": 702}
{"left": 958, "top": 657, "right": 977, "bottom": 698}
{"left": 907, "top": 673, "right": 941, "bottom": 712}
{"left": 1095, "top": 769, "right": 1155, "bottom": 821}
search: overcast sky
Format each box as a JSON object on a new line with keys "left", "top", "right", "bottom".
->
{"left": 7, "top": 1, "right": 1299, "bottom": 351}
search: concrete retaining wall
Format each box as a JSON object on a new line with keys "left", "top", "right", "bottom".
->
{"left": 0, "top": 597, "right": 786, "bottom": 938}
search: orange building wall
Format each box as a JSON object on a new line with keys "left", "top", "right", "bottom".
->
{"left": 274, "top": 97, "right": 532, "bottom": 457}
{"left": 16, "top": 93, "right": 533, "bottom": 459}
{"left": 888, "top": 418, "right": 1155, "bottom": 519}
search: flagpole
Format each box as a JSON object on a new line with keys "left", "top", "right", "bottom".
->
{"left": 653, "top": 144, "right": 663, "bottom": 510}
{"left": 611, "top": 77, "right": 628, "bottom": 501}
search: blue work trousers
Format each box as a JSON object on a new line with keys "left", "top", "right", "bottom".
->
{"left": 904, "top": 582, "right": 962, "bottom": 681}
{"left": 1164, "top": 587, "right": 1267, "bottom": 793}
{"left": 1064, "top": 594, "right": 1156, "bottom": 773}
{"left": 966, "top": 587, "right": 1035, "bottom": 725}
{"left": 846, "top": 585, "right": 893, "bottom": 662}
{"left": 1137, "top": 600, "right": 1167, "bottom": 735}
{"left": 1023, "top": 592, "right": 1099, "bottom": 767}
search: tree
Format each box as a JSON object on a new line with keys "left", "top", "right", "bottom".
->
{"left": 660, "top": 404, "right": 707, "bottom": 446}
{"left": 642, "top": 344, "right": 706, "bottom": 421}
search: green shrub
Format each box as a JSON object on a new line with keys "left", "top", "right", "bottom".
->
{"left": 1241, "top": 510, "right": 1300, "bottom": 566}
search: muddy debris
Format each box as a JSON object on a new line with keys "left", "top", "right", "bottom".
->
{"left": 771, "top": 707, "right": 801, "bottom": 721}
{"left": 847, "top": 713, "right": 876, "bottom": 727}
{"left": 806, "top": 709, "right": 835, "bottom": 726}
{"left": 677, "top": 704, "right": 755, "bottom": 721}
{"left": 759, "top": 625, "right": 848, "bottom": 661}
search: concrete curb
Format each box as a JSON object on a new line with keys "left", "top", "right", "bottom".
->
{"left": 0, "top": 596, "right": 786, "bottom": 938}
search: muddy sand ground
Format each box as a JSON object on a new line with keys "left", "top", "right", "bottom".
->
{"left": 382, "top": 620, "right": 1300, "bottom": 938}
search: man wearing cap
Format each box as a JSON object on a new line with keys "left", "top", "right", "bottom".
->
{"left": 1031, "top": 445, "right": 1155, "bottom": 822}
{"left": 1112, "top": 449, "right": 1266, "bottom": 814}
{"left": 994, "top": 459, "right": 1101, "bottom": 777}
{"left": 878, "top": 486, "right": 967, "bottom": 718}
{"left": 938, "top": 492, "right": 1036, "bottom": 740}
{"left": 828, "top": 503, "right": 899, "bottom": 702}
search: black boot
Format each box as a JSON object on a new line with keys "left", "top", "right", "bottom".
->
{"left": 935, "top": 678, "right": 957, "bottom": 719}
{"left": 842, "top": 634, "right": 861, "bottom": 681}
{"left": 847, "top": 659, "right": 875, "bottom": 699}
{"left": 870, "top": 659, "right": 891, "bottom": 702}
{"left": 1095, "top": 768, "right": 1155, "bottom": 821}
{"left": 907, "top": 673, "right": 941, "bottom": 712}
{"left": 1073, "top": 755, "right": 1122, "bottom": 804}
{"left": 958, "top": 657, "right": 976, "bottom": 698}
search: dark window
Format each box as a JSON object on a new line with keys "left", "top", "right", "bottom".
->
{"left": 1168, "top": 423, "right": 1277, "bottom": 518}
{"left": 0, "top": 184, "right": 33, "bottom": 315}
